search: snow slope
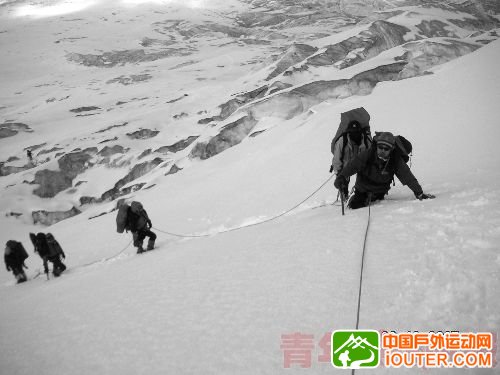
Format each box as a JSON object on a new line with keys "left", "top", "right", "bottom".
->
{"left": 1, "top": 28, "right": 499, "bottom": 375}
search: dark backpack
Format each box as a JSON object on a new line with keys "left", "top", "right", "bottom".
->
{"left": 45, "top": 233, "right": 64, "bottom": 257}
{"left": 116, "top": 203, "right": 130, "bottom": 233}
{"left": 394, "top": 135, "right": 412, "bottom": 164}
{"left": 34, "top": 233, "right": 50, "bottom": 257}
{"left": 331, "top": 107, "right": 372, "bottom": 165}
{"left": 6, "top": 240, "right": 29, "bottom": 262}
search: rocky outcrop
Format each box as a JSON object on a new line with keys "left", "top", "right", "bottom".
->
{"left": 155, "top": 136, "right": 199, "bottom": 154}
{"left": 306, "top": 21, "right": 410, "bottom": 70}
{"left": 106, "top": 74, "right": 152, "bottom": 85}
{"left": 100, "top": 158, "right": 163, "bottom": 201}
{"left": 398, "top": 39, "right": 480, "bottom": 79}
{"left": 0, "top": 122, "right": 33, "bottom": 138}
{"left": 248, "top": 62, "right": 407, "bottom": 120}
{"left": 126, "top": 129, "right": 160, "bottom": 140}
{"left": 198, "top": 86, "right": 268, "bottom": 124}
{"left": 190, "top": 115, "right": 258, "bottom": 160}
{"left": 266, "top": 44, "right": 318, "bottom": 80}
{"left": 166, "top": 164, "right": 182, "bottom": 175}
{"left": 66, "top": 49, "right": 192, "bottom": 67}
{"left": 32, "top": 206, "right": 81, "bottom": 226}
{"left": 33, "top": 148, "right": 97, "bottom": 198}
{"left": 0, "top": 163, "right": 33, "bottom": 176}
{"left": 98, "top": 145, "right": 127, "bottom": 157}
{"left": 70, "top": 106, "right": 101, "bottom": 113}
{"left": 33, "top": 170, "right": 74, "bottom": 198}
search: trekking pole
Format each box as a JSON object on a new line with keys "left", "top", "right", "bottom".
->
{"left": 340, "top": 189, "right": 345, "bottom": 216}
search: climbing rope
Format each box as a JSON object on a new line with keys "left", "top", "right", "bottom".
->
{"left": 77, "top": 239, "right": 133, "bottom": 269}
{"left": 352, "top": 194, "right": 372, "bottom": 375}
{"left": 153, "top": 174, "right": 335, "bottom": 238}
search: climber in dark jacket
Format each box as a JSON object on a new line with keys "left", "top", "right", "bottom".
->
{"left": 125, "top": 202, "right": 156, "bottom": 253}
{"left": 4, "top": 241, "right": 28, "bottom": 284}
{"left": 334, "top": 132, "right": 435, "bottom": 209}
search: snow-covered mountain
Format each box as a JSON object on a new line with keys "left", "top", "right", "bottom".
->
{"left": 0, "top": 1, "right": 499, "bottom": 374}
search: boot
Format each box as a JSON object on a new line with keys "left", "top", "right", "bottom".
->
{"left": 16, "top": 272, "right": 27, "bottom": 284}
{"left": 147, "top": 239, "right": 155, "bottom": 251}
{"left": 137, "top": 246, "right": 145, "bottom": 254}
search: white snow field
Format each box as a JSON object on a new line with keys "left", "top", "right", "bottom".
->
{"left": 0, "top": 2, "right": 499, "bottom": 374}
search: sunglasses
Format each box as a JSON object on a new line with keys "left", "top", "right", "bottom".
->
{"left": 377, "top": 145, "right": 392, "bottom": 152}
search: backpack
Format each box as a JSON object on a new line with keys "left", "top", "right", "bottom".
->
{"left": 116, "top": 203, "right": 130, "bottom": 233}
{"left": 45, "top": 233, "right": 64, "bottom": 257}
{"left": 5, "top": 240, "right": 29, "bottom": 262}
{"left": 34, "top": 232, "right": 50, "bottom": 257}
{"left": 394, "top": 135, "right": 412, "bottom": 164}
{"left": 331, "top": 107, "right": 372, "bottom": 166}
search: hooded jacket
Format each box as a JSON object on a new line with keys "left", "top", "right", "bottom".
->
{"left": 339, "top": 144, "right": 422, "bottom": 195}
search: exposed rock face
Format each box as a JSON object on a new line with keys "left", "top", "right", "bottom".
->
{"left": 100, "top": 158, "right": 163, "bottom": 201}
{"left": 106, "top": 74, "right": 152, "bottom": 85}
{"left": 155, "top": 136, "right": 199, "bottom": 154}
{"left": 190, "top": 115, "right": 258, "bottom": 160}
{"left": 248, "top": 62, "right": 407, "bottom": 120}
{"left": 398, "top": 39, "right": 480, "bottom": 79}
{"left": 126, "top": 129, "right": 160, "bottom": 140}
{"left": 268, "top": 81, "right": 293, "bottom": 94}
{"left": 98, "top": 145, "right": 127, "bottom": 157}
{"left": 0, "top": 122, "right": 33, "bottom": 138}
{"left": 266, "top": 43, "right": 318, "bottom": 80}
{"left": 166, "top": 164, "right": 182, "bottom": 175}
{"left": 306, "top": 21, "right": 409, "bottom": 69}
{"left": 33, "top": 170, "right": 74, "bottom": 198}
{"left": 70, "top": 106, "right": 101, "bottom": 113}
{"left": 32, "top": 206, "right": 81, "bottom": 226}
{"left": 198, "top": 86, "right": 268, "bottom": 124}
{"left": 0, "top": 163, "right": 32, "bottom": 176}
{"left": 66, "top": 49, "right": 192, "bottom": 67}
{"left": 32, "top": 149, "right": 97, "bottom": 198}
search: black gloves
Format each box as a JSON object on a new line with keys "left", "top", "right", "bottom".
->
{"left": 6, "top": 266, "right": 10, "bottom": 272}
{"left": 147, "top": 220, "right": 152, "bottom": 229}
{"left": 334, "top": 175, "right": 347, "bottom": 190}
{"left": 329, "top": 165, "right": 334, "bottom": 173}
{"left": 415, "top": 192, "right": 435, "bottom": 200}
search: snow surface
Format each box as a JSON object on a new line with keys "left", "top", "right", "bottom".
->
{"left": 0, "top": 2, "right": 500, "bottom": 374}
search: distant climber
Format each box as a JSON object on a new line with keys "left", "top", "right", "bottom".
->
{"left": 26, "top": 149, "right": 33, "bottom": 163}
{"left": 117, "top": 201, "right": 156, "bottom": 254}
{"left": 334, "top": 131, "right": 435, "bottom": 209}
{"left": 4, "top": 240, "right": 29, "bottom": 284}
{"left": 30, "top": 232, "right": 67, "bottom": 277}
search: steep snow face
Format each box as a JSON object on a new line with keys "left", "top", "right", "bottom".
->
{"left": 0, "top": 37, "right": 499, "bottom": 375}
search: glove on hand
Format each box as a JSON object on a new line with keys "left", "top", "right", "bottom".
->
{"left": 334, "top": 175, "right": 347, "bottom": 190}
{"left": 329, "top": 165, "right": 334, "bottom": 173}
{"left": 147, "top": 220, "right": 152, "bottom": 229}
{"left": 416, "top": 192, "right": 435, "bottom": 200}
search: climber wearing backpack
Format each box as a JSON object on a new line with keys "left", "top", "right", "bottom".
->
{"left": 334, "top": 132, "right": 435, "bottom": 209}
{"left": 30, "top": 232, "right": 66, "bottom": 277}
{"left": 4, "top": 240, "right": 29, "bottom": 284}
{"left": 123, "top": 201, "right": 156, "bottom": 254}
{"left": 330, "top": 107, "right": 372, "bottom": 197}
